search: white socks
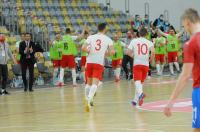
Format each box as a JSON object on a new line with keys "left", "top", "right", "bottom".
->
{"left": 85, "top": 84, "right": 90, "bottom": 100}
{"left": 53, "top": 68, "right": 58, "bottom": 79}
{"left": 72, "top": 69, "right": 76, "bottom": 85}
{"left": 174, "top": 62, "right": 180, "bottom": 71}
{"left": 59, "top": 68, "right": 64, "bottom": 83}
{"left": 88, "top": 84, "right": 98, "bottom": 101}
{"left": 169, "top": 63, "right": 174, "bottom": 74}
{"left": 156, "top": 64, "right": 160, "bottom": 74}
{"left": 133, "top": 81, "right": 143, "bottom": 102}
{"left": 82, "top": 71, "right": 85, "bottom": 82}
{"left": 114, "top": 68, "right": 121, "bottom": 79}
{"left": 160, "top": 64, "right": 164, "bottom": 74}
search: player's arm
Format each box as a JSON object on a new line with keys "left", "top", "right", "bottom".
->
{"left": 73, "top": 26, "right": 89, "bottom": 41}
{"left": 164, "top": 63, "right": 193, "bottom": 117}
{"left": 157, "top": 28, "right": 168, "bottom": 38}
{"left": 82, "top": 43, "right": 90, "bottom": 53}
{"left": 107, "top": 45, "right": 115, "bottom": 56}
{"left": 160, "top": 38, "right": 166, "bottom": 46}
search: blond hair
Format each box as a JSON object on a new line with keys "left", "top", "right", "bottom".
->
{"left": 181, "top": 8, "right": 200, "bottom": 23}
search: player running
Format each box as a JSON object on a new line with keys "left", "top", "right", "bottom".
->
{"left": 127, "top": 27, "right": 155, "bottom": 107}
{"left": 164, "top": 8, "right": 200, "bottom": 132}
{"left": 82, "top": 23, "right": 115, "bottom": 112}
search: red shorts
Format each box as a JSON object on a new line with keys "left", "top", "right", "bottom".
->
{"left": 86, "top": 63, "right": 104, "bottom": 80}
{"left": 155, "top": 54, "right": 165, "bottom": 63}
{"left": 53, "top": 60, "right": 61, "bottom": 68}
{"left": 81, "top": 56, "right": 86, "bottom": 67}
{"left": 112, "top": 59, "right": 122, "bottom": 68}
{"left": 168, "top": 52, "right": 178, "bottom": 63}
{"left": 133, "top": 65, "right": 149, "bottom": 83}
{"left": 61, "top": 55, "right": 76, "bottom": 68}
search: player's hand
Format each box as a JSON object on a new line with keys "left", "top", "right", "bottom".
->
{"left": 24, "top": 47, "right": 28, "bottom": 53}
{"left": 164, "top": 104, "right": 173, "bottom": 117}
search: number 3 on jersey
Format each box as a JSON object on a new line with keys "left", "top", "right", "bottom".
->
{"left": 137, "top": 43, "right": 148, "bottom": 55}
{"left": 95, "top": 39, "right": 101, "bottom": 51}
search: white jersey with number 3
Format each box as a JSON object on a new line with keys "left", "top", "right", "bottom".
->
{"left": 86, "top": 33, "right": 113, "bottom": 65}
{"left": 128, "top": 37, "right": 154, "bottom": 66}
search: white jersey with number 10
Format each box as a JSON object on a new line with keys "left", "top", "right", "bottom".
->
{"left": 128, "top": 37, "right": 154, "bottom": 66}
{"left": 86, "top": 33, "right": 113, "bottom": 65}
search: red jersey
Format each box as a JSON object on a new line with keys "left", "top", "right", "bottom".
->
{"left": 184, "top": 32, "right": 200, "bottom": 88}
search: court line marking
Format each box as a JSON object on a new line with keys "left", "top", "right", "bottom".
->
{"left": 0, "top": 125, "right": 164, "bottom": 132}
{"left": 137, "top": 98, "right": 192, "bottom": 113}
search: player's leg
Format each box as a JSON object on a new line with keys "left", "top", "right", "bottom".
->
{"left": 168, "top": 52, "right": 175, "bottom": 75}
{"left": 81, "top": 56, "right": 86, "bottom": 82}
{"left": 192, "top": 88, "right": 200, "bottom": 131}
{"left": 160, "top": 54, "right": 165, "bottom": 75}
{"left": 128, "top": 56, "right": 133, "bottom": 80}
{"left": 155, "top": 54, "right": 161, "bottom": 75}
{"left": 194, "top": 129, "right": 200, "bottom": 132}
{"left": 59, "top": 55, "right": 66, "bottom": 86}
{"left": 52, "top": 60, "right": 59, "bottom": 85}
{"left": 138, "top": 66, "right": 149, "bottom": 106}
{"left": 122, "top": 55, "right": 129, "bottom": 80}
{"left": 112, "top": 60, "right": 117, "bottom": 81}
{"left": 173, "top": 52, "right": 180, "bottom": 73}
{"left": 131, "top": 65, "right": 142, "bottom": 106}
{"left": 69, "top": 55, "right": 77, "bottom": 86}
{"left": 88, "top": 64, "right": 104, "bottom": 106}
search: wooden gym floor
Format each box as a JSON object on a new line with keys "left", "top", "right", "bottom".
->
{"left": 0, "top": 76, "right": 193, "bottom": 132}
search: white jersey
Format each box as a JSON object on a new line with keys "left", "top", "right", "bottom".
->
{"left": 86, "top": 33, "right": 113, "bottom": 65}
{"left": 128, "top": 37, "right": 153, "bottom": 66}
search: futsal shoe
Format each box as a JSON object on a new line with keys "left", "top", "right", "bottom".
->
{"left": 138, "top": 93, "right": 146, "bottom": 106}
{"left": 131, "top": 100, "right": 137, "bottom": 107}
{"left": 85, "top": 101, "right": 91, "bottom": 112}
{"left": 90, "top": 98, "right": 94, "bottom": 106}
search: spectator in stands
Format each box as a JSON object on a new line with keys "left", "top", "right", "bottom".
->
{"left": 153, "top": 14, "right": 165, "bottom": 29}
{"left": 163, "top": 20, "right": 171, "bottom": 32}
{"left": 144, "top": 14, "right": 150, "bottom": 27}
{"left": 132, "top": 15, "right": 142, "bottom": 29}
{"left": 0, "top": 34, "right": 17, "bottom": 95}
{"left": 19, "top": 33, "right": 36, "bottom": 92}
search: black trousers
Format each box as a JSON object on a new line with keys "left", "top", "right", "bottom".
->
{"left": 122, "top": 55, "right": 133, "bottom": 76}
{"left": 0, "top": 64, "right": 8, "bottom": 90}
{"left": 21, "top": 61, "right": 34, "bottom": 90}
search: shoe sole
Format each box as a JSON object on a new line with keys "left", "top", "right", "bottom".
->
{"left": 131, "top": 101, "right": 137, "bottom": 107}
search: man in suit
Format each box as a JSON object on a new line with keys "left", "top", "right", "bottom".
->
{"left": 19, "top": 33, "right": 36, "bottom": 92}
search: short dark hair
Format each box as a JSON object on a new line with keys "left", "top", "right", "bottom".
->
{"left": 139, "top": 27, "right": 148, "bottom": 37}
{"left": 65, "top": 28, "right": 71, "bottom": 34}
{"left": 181, "top": 8, "right": 200, "bottom": 23}
{"left": 25, "top": 33, "right": 32, "bottom": 38}
{"left": 98, "top": 23, "right": 107, "bottom": 32}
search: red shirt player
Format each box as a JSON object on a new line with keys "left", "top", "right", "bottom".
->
{"left": 164, "top": 9, "right": 200, "bottom": 131}
{"left": 127, "top": 27, "right": 155, "bottom": 107}
{"left": 82, "top": 23, "right": 115, "bottom": 112}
